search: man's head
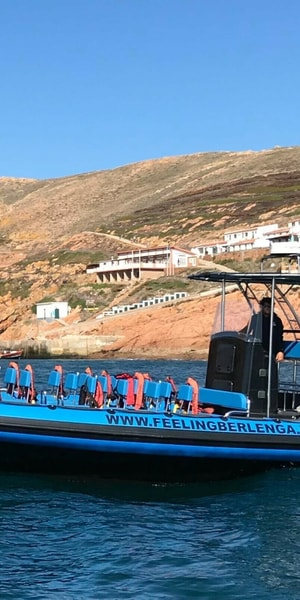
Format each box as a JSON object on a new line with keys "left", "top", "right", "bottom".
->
{"left": 260, "top": 297, "right": 272, "bottom": 315}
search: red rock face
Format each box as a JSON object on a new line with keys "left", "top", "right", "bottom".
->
{"left": 0, "top": 294, "right": 220, "bottom": 359}
{"left": 2, "top": 285, "right": 300, "bottom": 359}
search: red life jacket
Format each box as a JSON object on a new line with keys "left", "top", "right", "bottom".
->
{"left": 94, "top": 380, "right": 104, "bottom": 408}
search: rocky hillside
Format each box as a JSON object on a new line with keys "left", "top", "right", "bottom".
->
{"left": 1, "top": 146, "right": 300, "bottom": 253}
{"left": 0, "top": 146, "right": 299, "bottom": 358}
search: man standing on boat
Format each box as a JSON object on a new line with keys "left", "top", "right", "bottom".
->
{"left": 248, "top": 297, "right": 284, "bottom": 361}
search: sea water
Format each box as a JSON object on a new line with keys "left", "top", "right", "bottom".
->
{"left": 0, "top": 359, "right": 298, "bottom": 599}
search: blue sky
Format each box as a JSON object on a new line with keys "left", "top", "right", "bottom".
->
{"left": 1, "top": 0, "right": 299, "bottom": 179}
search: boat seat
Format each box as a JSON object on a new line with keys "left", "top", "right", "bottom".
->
{"left": 48, "top": 370, "right": 61, "bottom": 388}
{"left": 171, "top": 384, "right": 193, "bottom": 413}
{"left": 177, "top": 384, "right": 193, "bottom": 402}
{"left": 199, "top": 388, "right": 248, "bottom": 413}
{"left": 158, "top": 381, "right": 172, "bottom": 411}
{"left": 144, "top": 380, "right": 160, "bottom": 410}
{"left": 2, "top": 366, "right": 19, "bottom": 400}
{"left": 114, "top": 378, "right": 134, "bottom": 408}
{"left": 65, "top": 373, "right": 78, "bottom": 392}
{"left": 86, "top": 375, "right": 97, "bottom": 395}
{"left": 63, "top": 373, "right": 79, "bottom": 406}
{"left": 159, "top": 381, "right": 172, "bottom": 400}
{"left": 110, "top": 375, "right": 117, "bottom": 391}
{"left": 115, "top": 379, "right": 129, "bottom": 406}
{"left": 78, "top": 372, "right": 88, "bottom": 388}
{"left": 4, "top": 367, "right": 17, "bottom": 386}
{"left": 97, "top": 375, "right": 120, "bottom": 407}
{"left": 19, "top": 369, "right": 32, "bottom": 402}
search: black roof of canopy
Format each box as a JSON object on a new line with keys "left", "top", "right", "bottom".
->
{"left": 188, "top": 271, "right": 300, "bottom": 285}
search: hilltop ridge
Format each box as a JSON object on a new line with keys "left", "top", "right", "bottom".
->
{"left": 0, "top": 146, "right": 300, "bottom": 254}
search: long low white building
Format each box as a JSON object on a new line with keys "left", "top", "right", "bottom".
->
{"left": 86, "top": 246, "right": 197, "bottom": 283}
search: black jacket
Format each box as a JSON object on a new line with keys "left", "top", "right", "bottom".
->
{"left": 248, "top": 311, "right": 284, "bottom": 355}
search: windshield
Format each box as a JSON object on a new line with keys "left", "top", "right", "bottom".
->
{"left": 211, "top": 295, "right": 262, "bottom": 341}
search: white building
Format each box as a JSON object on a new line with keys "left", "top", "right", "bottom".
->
{"left": 192, "top": 223, "right": 280, "bottom": 256}
{"left": 86, "top": 246, "right": 197, "bottom": 283}
{"left": 36, "top": 301, "right": 70, "bottom": 320}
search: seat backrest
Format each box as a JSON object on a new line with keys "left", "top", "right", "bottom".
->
{"left": 19, "top": 370, "right": 31, "bottom": 388}
{"left": 4, "top": 367, "right": 17, "bottom": 385}
{"left": 110, "top": 375, "right": 117, "bottom": 390}
{"left": 145, "top": 381, "right": 160, "bottom": 400}
{"left": 86, "top": 375, "right": 97, "bottom": 394}
{"left": 65, "top": 373, "right": 78, "bottom": 392}
{"left": 200, "top": 387, "right": 248, "bottom": 411}
{"left": 48, "top": 370, "right": 61, "bottom": 388}
{"left": 177, "top": 384, "right": 193, "bottom": 402}
{"left": 78, "top": 372, "right": 88, "bottom": 388}
{"left": 116, "top": 378, "right": 129, "bottom": 396}
{"left": 159, "top": 381, "right": 172, "bottom": 399}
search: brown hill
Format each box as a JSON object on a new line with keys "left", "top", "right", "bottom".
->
{"left": 0, "top": 146, "right": 300, "bottom": 358}
{"left": 1, "top": 146, "right": 300, "bottom": 254}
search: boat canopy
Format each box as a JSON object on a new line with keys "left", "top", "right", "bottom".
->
{"left": 189, "top": 270, "right": 300, "bottom": 340}
{"left": 189, "top": 271, "right": 300, "bottom": 285}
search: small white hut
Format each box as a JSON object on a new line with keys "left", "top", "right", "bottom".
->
{"left": 36, "top": 301, "right": 70, "bottom": 320}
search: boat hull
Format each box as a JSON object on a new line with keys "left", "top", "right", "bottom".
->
{"left": 0, "top": 439, "right": 270, "bottom": 482}
{"left": 0, "top": 403, "right": 299, "bottom": 481}
{"left": 0, "top": 350, "right": 23, "bottom": 359}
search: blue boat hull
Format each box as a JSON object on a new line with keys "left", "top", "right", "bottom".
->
{"left": 0, "top": 402, "right": 299, "bottom": 481}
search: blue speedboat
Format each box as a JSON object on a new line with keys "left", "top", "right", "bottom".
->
{"left": 1, "top": 259, "right": 300, "bottom": 482}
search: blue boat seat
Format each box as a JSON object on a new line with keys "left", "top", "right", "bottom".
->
{"left": 2, "top": 366, "right": 20, "bottom": 401}
{"left": 65, "top": 373, "right": 78, "bottom": 392}
{"left": 199, "top": 388, "right": 248, "bottom": 413}
{"left": 171, "top": 384, "right": 193, "bottom": 414}
{"left": 156, "top": 380, "right": 173, "bottom": 411}
{"left": 78, "top": 372, "right": 88, "bottom": 388}
{"left": 114, "top": 378, "right": 135, "bottom": 408}
{"left": 116, "top": 378, "right": 129, "bottom": 397}
{"left": 37, "top": 368, "right": 63, "bottom": 404}
{"left": 159, "top": 381, "right": 172, "bottom": 400}
{"left": 19, "top": 370, "right": 31, "bottom": 388}
{"left": 48, "top": 370, "right": 61, "bottom": 388}
{"left": 144, "top": 381, "right": 162, "bottom": 410}
{"left": 145, "top": 381, "right": 160, "bottom": 399}
{"left": 18, "top": 369, "right": 33, "bottom": 402}
{"left": 177, "top": 384, "right": 193, "bottom": 402}
{"left": 61, "top": 373, "right": 79, "bottom": 406}
{"left": 4, "top": 367, "right": 17, "bottom": 386}
{"left": 86, "top": 375, "right": 97, "bottom": 395}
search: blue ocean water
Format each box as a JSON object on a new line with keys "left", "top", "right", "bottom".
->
{"left": 0, "top": 359, "right": 299, "bottom": 599}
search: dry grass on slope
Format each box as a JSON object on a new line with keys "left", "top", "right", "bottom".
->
{"left": 0, "top": 147, "right": 299, "bottom": 251}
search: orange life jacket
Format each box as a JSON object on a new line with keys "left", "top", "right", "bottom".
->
{"left": 54, "top": 365, "right": 64, "bottom": 397}
{"left": 8, "top": 361, "right": 20, "bottom": 395}
{"left": 134, "top": 372, "right": 146, "bottom": 409}
{"left": 186, "top": 377, "right": 199, "bottom": 415}
{"left": 101, "top": 370, "right": 112, "bottom": 395}
{"left": 94, "top": 380, "right": 104, "bottom": 408}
